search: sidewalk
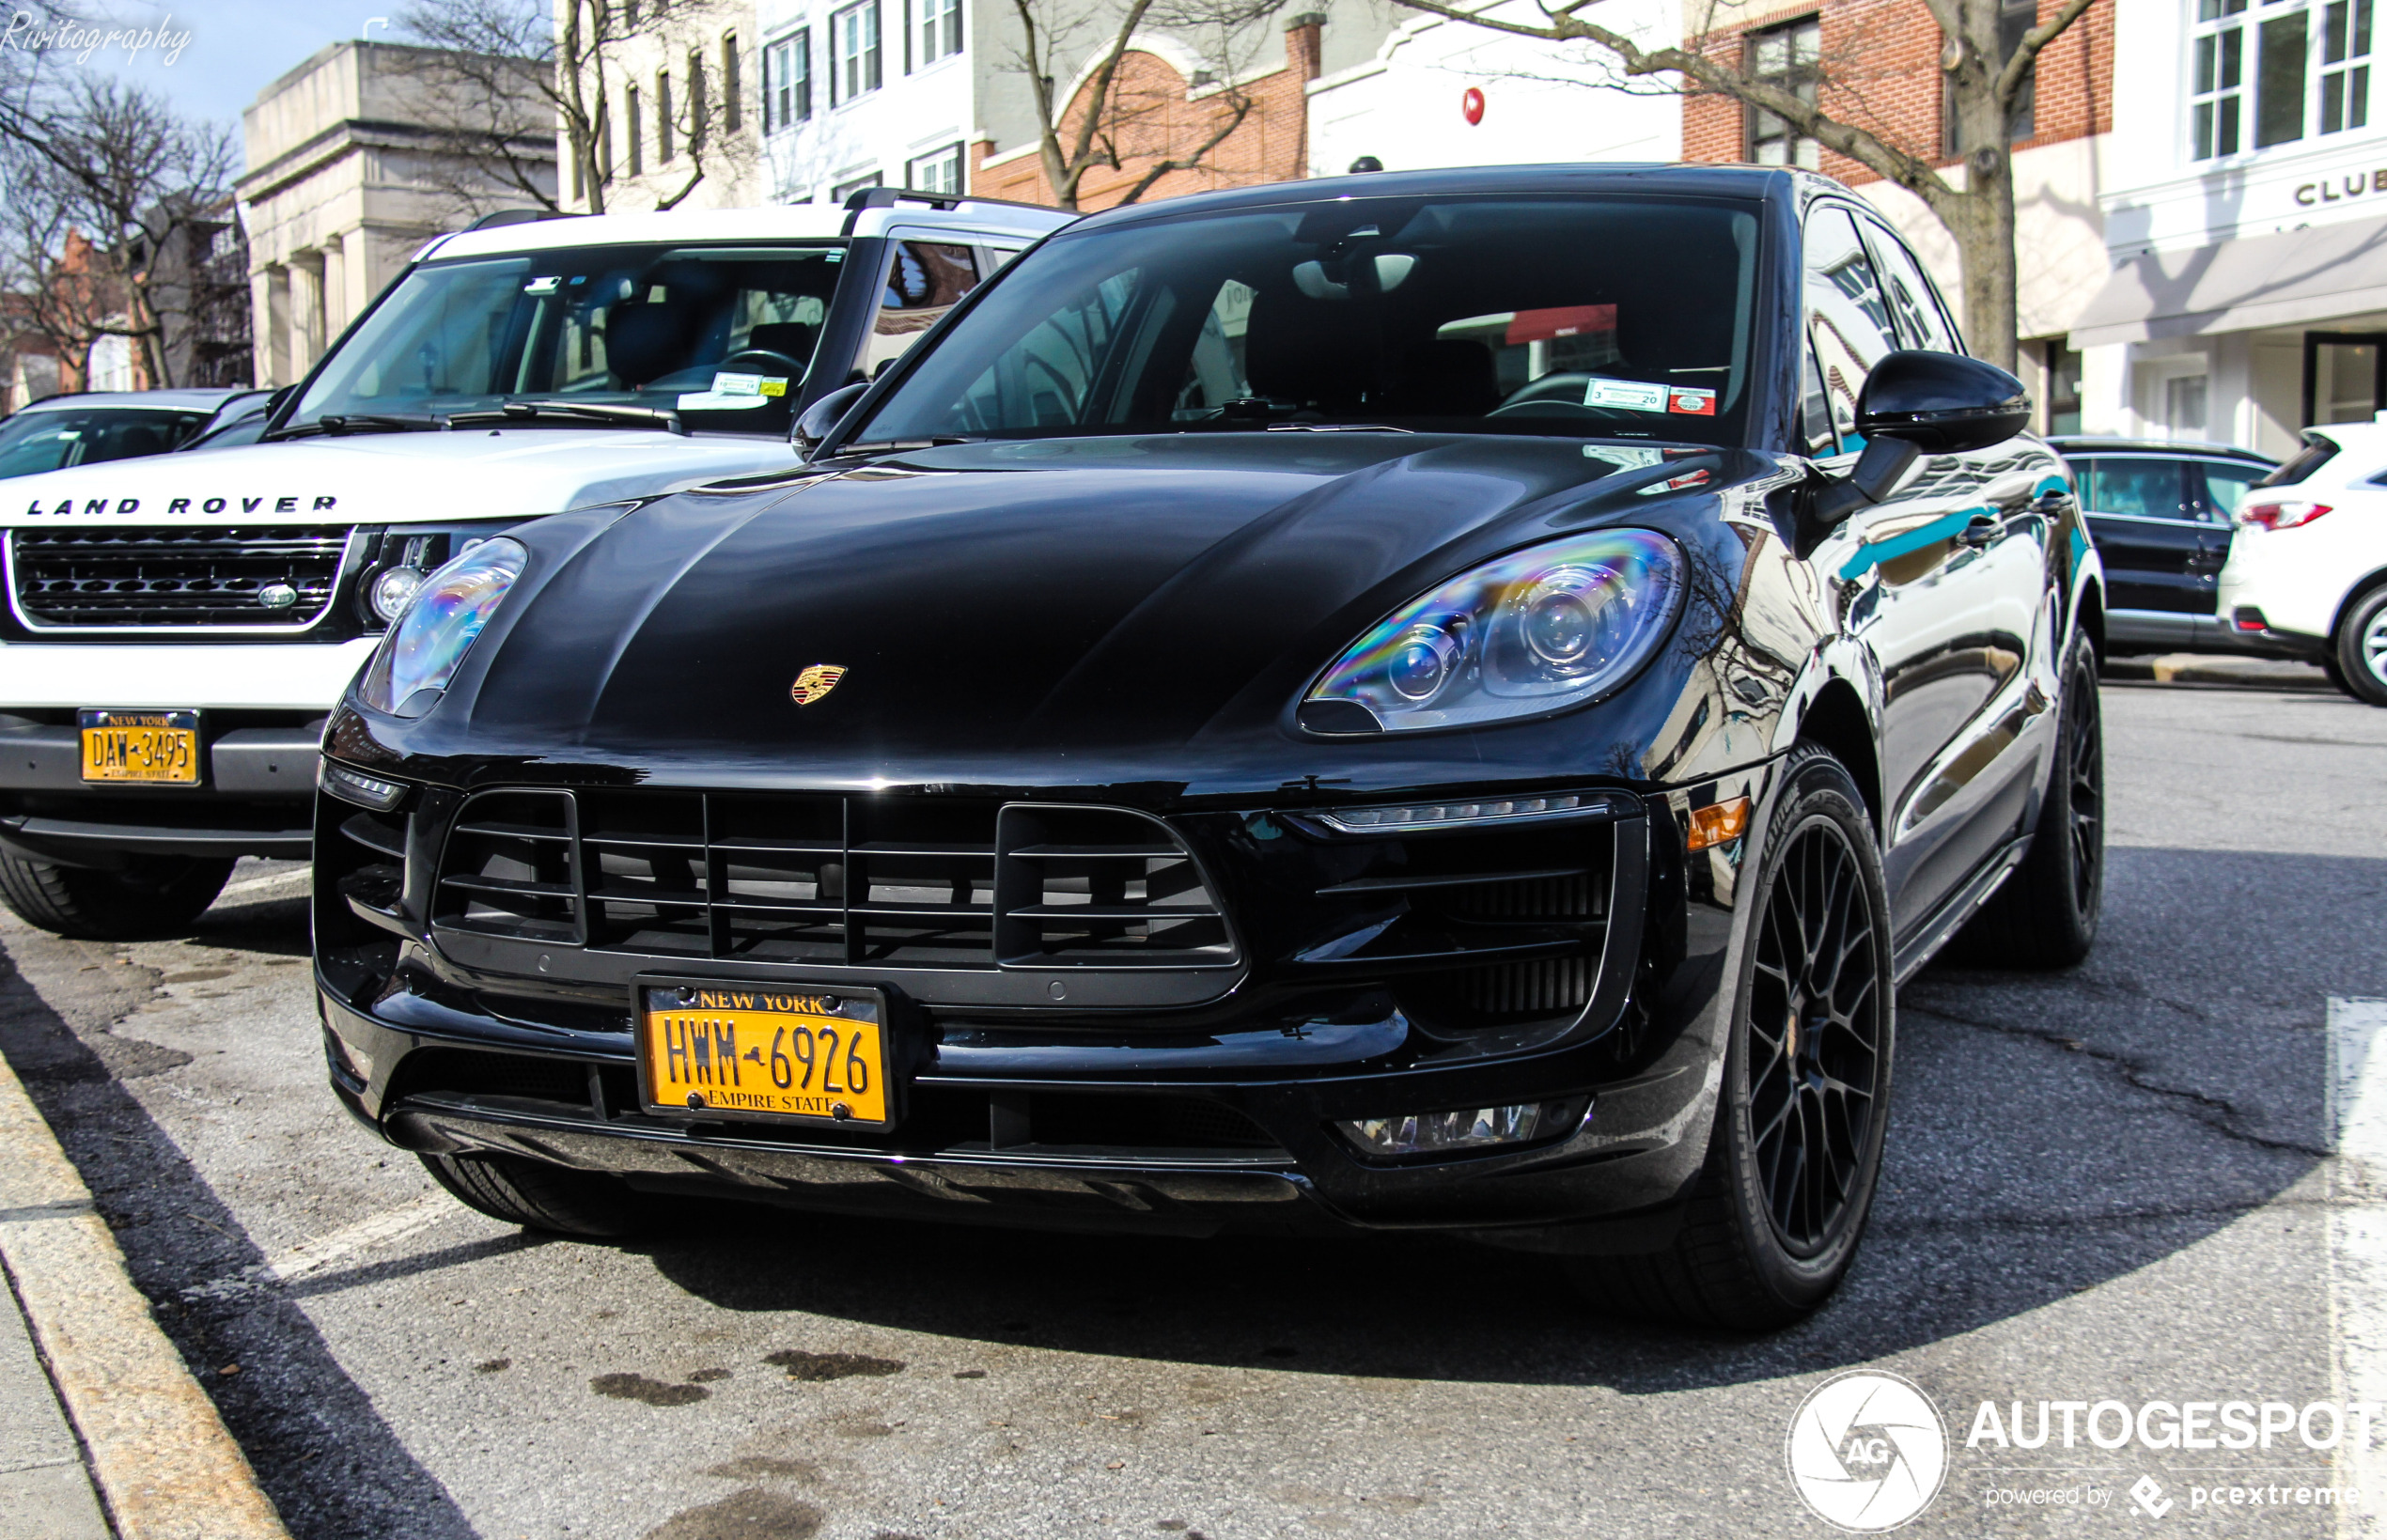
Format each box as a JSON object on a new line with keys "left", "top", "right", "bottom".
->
{"left": 0, "top": 1262, "right": 108, "bottom": 1540}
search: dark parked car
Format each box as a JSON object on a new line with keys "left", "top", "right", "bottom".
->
{"left": 2050, "top": 436, "right": 2275, "bottom": 655}
{"left": 0, "top": 388, "right": 246, "bottom": 479}
{"left": 313, "top": 165, "right": 2107, "bottom": 1330}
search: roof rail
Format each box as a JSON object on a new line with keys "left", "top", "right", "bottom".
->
{"left": 839, "top": 184, "right": 1066, "bottom": 236}
{"left": 467, "top": 208, "right": 580, "bottom": 231}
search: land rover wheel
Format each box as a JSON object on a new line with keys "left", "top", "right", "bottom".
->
{"left": 0, "top": 854, "right": 236, "bottom": 941}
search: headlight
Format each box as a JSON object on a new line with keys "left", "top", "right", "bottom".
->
{"left": 368, "top": 565, "right": 427, "bottom": 622}
{"left": 355, "top": 539, "right": 526, "bottom": 716}
{"left": 1303, "top": 528, "right": 1683, "bottom": 733}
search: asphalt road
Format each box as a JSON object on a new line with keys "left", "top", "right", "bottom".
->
{"left": 2, "top": 671, "right": 2383, "bottom": 1540}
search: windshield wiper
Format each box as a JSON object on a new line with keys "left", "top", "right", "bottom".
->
{"left": 270, "top": 412, "right": 450, "bottom": 441}
{"left": 1264, "top": 422, "right": 1414, "bottom": 433}
{"left": 835, "top": 436, "right": 976, "bottom": 455}
{"left": 449, "top": 399, "right": 688, "bottom": 435}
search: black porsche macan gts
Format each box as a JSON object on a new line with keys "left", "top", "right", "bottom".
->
{"left": 313, "top": 165, "right": 2105, "bottom": 1328}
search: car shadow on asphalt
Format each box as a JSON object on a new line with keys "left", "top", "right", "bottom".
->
{"left": 633, "top": 843, "right": 2362, "bottom": 1392}
{"left": 0, "top": 904, "right": 482, "bottom": 1540}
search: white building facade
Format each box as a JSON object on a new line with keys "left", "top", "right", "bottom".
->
{"left": 2075, "top": 0, "right": 2387, "bottom": 453}
{"left": 752, "top": 0, "right": 975, "bottom": 204}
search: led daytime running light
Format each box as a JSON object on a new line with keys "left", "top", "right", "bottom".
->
{"left": 1315, "top": 791, "right": 1630, "bottom": 833}
{"left": 319, "top": 760, "right": 408, "bottom": 811}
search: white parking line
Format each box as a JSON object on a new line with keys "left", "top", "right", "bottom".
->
{"left": 181, "top": 1193, "right": 458, "bottom": 1303}
{"left": 2329, "top": 997, "right": 2387, "bottom": 1536}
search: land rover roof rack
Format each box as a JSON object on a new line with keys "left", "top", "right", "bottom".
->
{"left": 838, "top": 184, "right": 1065, "bottom": 235}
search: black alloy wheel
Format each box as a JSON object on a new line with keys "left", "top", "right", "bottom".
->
{"left": 2060, "top": 649, "right": 2104, "bottom": 917}
{"left": 1745, "top": 817, "right": 1886, "bottom": 1257}
{"left": 1952, "top": 629, "right": 2104, "bottom": 968}
{"left": 1567, "top": 745, "right": 1895, "bottom": 1330}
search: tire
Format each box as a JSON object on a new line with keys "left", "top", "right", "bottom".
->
{"left": 1955, "top": 630, "right": 2103, "bottom": 968}
{"left": 420, "top": 1151, "right": 653, "bottom": 1238}
{"left": 1568, "top": 746, "right": 1894, "bottom": 1330}
{"left": 2334, "top": 586, "right": 2387, "bottom": 707}
{"left": 0, "top": 854, "right": 236, "bottom": 941}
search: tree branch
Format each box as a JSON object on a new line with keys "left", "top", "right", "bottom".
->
{"left": 1996, "top": 0, "right": 2097, "bottom": 110}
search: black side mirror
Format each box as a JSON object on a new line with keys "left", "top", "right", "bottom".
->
{"left": 791, "top": 381, "right": 868, "bottom": 460}
{"left": 1812, "top": 350, "right": 2030, "bottom": 528}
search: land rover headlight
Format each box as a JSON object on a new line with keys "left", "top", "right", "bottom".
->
{"left": 1301, "top": 529, "right": 1684, "bottom": 733}
{"left": 355, "top": 539, "right": 526, "bottom": 716}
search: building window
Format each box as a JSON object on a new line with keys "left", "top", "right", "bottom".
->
{"left": 921, "top": 0, "right": 961, "bottom": 64}
{"left": 2257, "top": 6, "right": 2309, "bottom": 146}
{"left": 765, "top": 32, "right": 812, "bottom": 129}
{"left": 908, "top": 142, "right": 963, "bottom": 193}
{"left": 1748, "top": 18, "right": 1821, "bottom": 169}
{"left": 834, "top": 170, "right": 884, "bottom": 203}
{"left": 627, "top": 83, "right": 643, "bottom": 175}
{"left": 2039, "top": 336, "right": 2083, "bottom": 434}
{"left": 658, "top": 70, "right": 674, "bottom": 162}
{"left": 832, "top": 0, "right": 882, "bottom": 105}
{"left": 689, "top": 50, "right": 708, "bottom": 153}
{"left": 2192, "top": 0, "right": 2249, "bottom": 156}
{"left": 724, "top": 33, "right": 742, "bottom": 133}
{"left": 2322, "top": 0, "right": 2375, "bottom": 132}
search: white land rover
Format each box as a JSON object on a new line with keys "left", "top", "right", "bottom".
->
{"left": 0, "top": 191, "right": 1071, "bottom": 938}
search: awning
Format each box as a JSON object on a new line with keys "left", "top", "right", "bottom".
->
{"left": 2070, "top": 213, "right": 2387, "bottom": 347}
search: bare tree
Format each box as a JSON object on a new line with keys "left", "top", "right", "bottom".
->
{"left": 0, "top": 70, "right": 235, "bottom": 389}
{"left": 1010, "top": 0, "right": 1288, "bottom": 211}
{"left": 1388, "top": 0, "right": 2100, "bottom": 368}
{"left": 398, "top": 0, "right": 592, "bottom": 213}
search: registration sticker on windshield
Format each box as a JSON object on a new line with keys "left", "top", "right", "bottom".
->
{"left": 1585, "top": 379, "right": 1668, "bottom": 412}
{"left": 1668, "top": 387, "right": 1718, "bottom": 416}
{"left": 705, "top": 372, "right": 790, "bottom": 399}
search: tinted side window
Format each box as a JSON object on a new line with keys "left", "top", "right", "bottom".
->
{"left": 2078, "top": 457, "right": 2192, "bottom": 520}
{"left": 863, "top": 241, "right": 984, "bottom": 375}
{"left": 1860, "top": 219, "right": 1958, "bottom": 354}
{"left": 2192, "top": 462, "right": 2262, "bottom": 522}
{"left": 1804, "top": 206, "right": 1898, "bottom": 447}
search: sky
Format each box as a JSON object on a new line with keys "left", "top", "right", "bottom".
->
{"left": 42, "top": 1, "right": 410, "bottom": 165}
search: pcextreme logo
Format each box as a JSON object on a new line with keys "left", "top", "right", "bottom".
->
{"left": 1786, "top": 1371, "right": 1950, "bottom": 1532}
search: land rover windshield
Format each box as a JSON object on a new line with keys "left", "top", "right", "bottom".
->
{"left": 288, "top": 243, "right": 849, "bottom": 436}
{"left": 850, "top": 196, "right": 1763, "bottom": 449}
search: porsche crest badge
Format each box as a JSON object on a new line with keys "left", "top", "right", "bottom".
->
{"left": 789, "top": 664, "right": 847, "bottom": 706}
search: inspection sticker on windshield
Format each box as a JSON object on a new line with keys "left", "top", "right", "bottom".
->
{"left": 1585, "top": 379, "right": 1668, "bottom": 412}
{"left": 1668, "top": 386, "right": 1717, "bottom": 416}
{"left": 708, "top": 372, "right": 788, "bottom": 398}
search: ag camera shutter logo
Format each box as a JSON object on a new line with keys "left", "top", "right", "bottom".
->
{"left": 1786, "top": 1371, "right": 1949, "bottom": 1531}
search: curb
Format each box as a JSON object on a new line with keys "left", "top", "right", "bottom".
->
{"left": 0, "top": 1037, "right": 290, "bottom": 1540}
{"left": 2101, "top": 654, "right": 2333, "bottom": 691}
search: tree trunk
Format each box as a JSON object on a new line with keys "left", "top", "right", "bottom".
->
{"left": 1949, "top": 158, "right": 2020, "bottom": 373}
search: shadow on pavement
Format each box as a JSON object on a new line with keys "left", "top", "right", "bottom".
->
{"left": 636, "top": 843, "right": 2371, "bottom": 1394}
{"left": 0, "top": 918, "right": 479, "bottom": 1540}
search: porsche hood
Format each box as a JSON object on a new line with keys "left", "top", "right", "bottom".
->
{"left": 441, "top": 435, "right": 1733, "bottom": 770}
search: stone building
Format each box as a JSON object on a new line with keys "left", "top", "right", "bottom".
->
{"left": 557, "top": 0, "right": 768, "bottom": 215}
{"left": 237, "top": 40, "right": 556, "bottom": 388}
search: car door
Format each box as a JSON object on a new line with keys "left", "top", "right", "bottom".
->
{"left": 2074, "top": 455, "right": 2210, "bottom": 615}
{"left": 1812, "top": 205, "right": 2052, "bottom": 938}
{"left": 2184, "top": 456, "right": 2266, "bottom": 616}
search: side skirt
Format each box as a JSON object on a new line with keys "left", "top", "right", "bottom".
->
{"left": 1890, "top": 832, "right": 2033, "bottom": 985}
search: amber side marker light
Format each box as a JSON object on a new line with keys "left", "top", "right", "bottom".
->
{"left": 1686, "top": 796, "right": 1751, "bottom": 851}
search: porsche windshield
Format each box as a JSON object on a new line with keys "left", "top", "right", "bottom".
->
{"left": 289, "top": 243, "right": 846, "bottom": 434}
{"left": 854, "top": 197, "right": 1762, "bottom": 446}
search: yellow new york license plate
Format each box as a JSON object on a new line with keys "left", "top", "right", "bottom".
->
{"left": 637, "top": 984, "right": 890, "bottom": 1128}
{"left": 79, "top": 708, "right": 200, "bottom": 785}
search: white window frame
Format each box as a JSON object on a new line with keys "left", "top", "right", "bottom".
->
{"left": 920, "top": 0, "right": 961, "bottom": 65}
{"left": 831, "top": 0, "right": 882, "bottom": 106}
{"left": 764, "top": 30, "right": 811, "bottom": 131}
{"left": 2193, "top": 0, "right": 2376, "bottom": 161}
{"left": 906, "top": 142, "right": 963, "bottom": 193}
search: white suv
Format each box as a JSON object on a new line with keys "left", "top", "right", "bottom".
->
{"left": 2218, "top": 421, "right": 2387, "bottom": 706}
{"left": 0, "top": 191, "right": 1072, "bottom": 937}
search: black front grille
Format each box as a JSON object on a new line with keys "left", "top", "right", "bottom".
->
{"left": 433, "top": 789, "right": 1235, "bottom": 972}
{"left": 10, "top": 526, "right": 350, "bottom": 627}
